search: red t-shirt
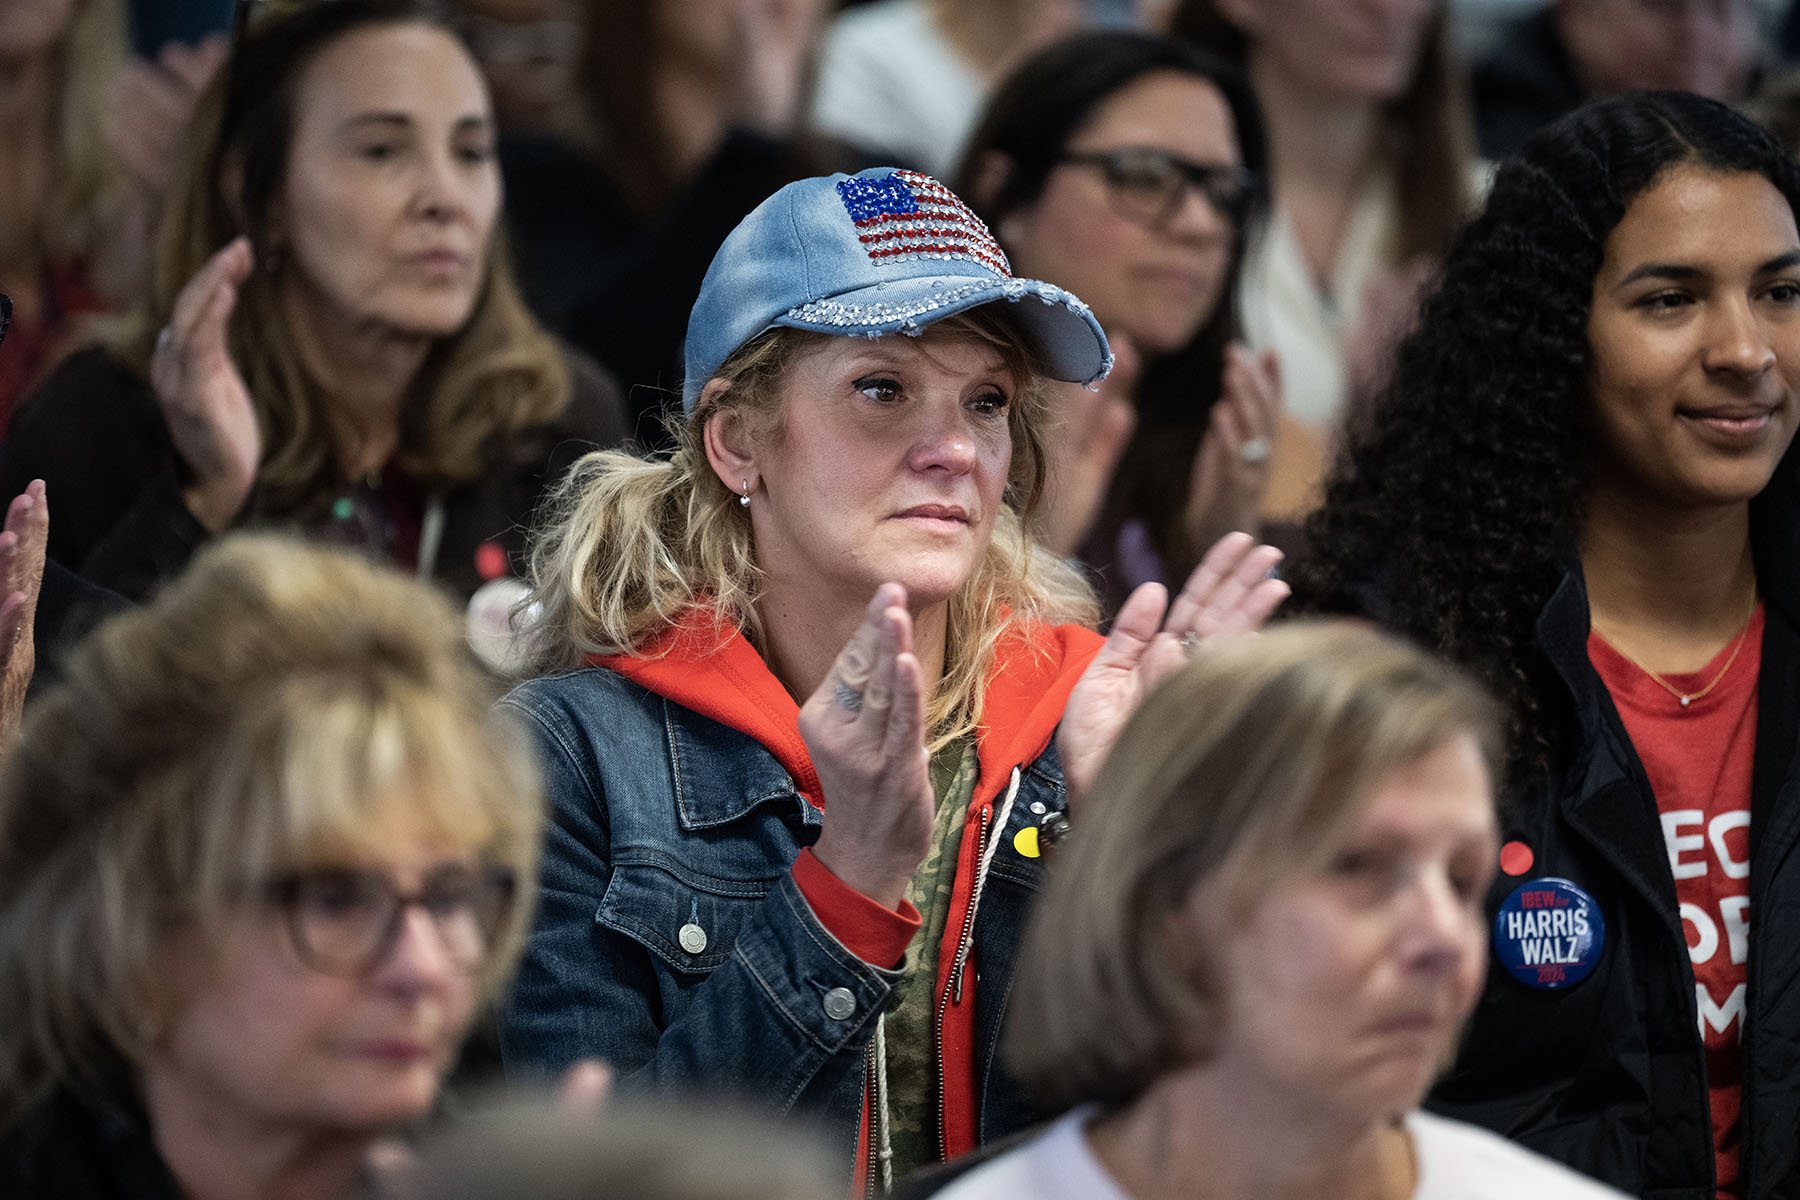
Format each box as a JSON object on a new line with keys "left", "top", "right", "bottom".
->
{"left": 1590, "top": 605, "right": 1763, "bottom": 1200}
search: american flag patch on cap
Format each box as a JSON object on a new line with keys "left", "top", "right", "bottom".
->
{"left": 835, "top": 170, "right": 1011, "bottom": 277}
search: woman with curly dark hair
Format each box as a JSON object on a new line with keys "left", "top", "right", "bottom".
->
{"left": 1287, "top": 90, "right": 1800, "bottom": 1199}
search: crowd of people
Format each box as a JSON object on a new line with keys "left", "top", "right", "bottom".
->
{"left": 0, "top": 0, "right": 1797, "bottom": 1197}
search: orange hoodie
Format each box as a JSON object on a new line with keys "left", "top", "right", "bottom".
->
{"left": 594, "top": 608, "right": 1102, "bottom": 1189}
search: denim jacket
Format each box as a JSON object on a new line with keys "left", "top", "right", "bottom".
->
{"left": 498, "top": 654, "right": 1085, "bottom": 1164}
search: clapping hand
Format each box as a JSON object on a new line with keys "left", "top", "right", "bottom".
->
{"left": 1058, "top": 531, "right": 1288, "bottom": 808}
{"left": 729, "top": 0, "right": 828, "bottom": 136}
{"left": 1183, "top": 342, "right": 1280, "bottom": 555}
{"left": 0, "top": 481, "right": 47, "bottom": 753}
{"left": 799, "top": 584, "right": 934, "bottom": 910}
{"left": 1038, "top": 332, "right": 1140, "bottom": 558}
{"left": 104, "top": 35, "right": 229, "bottom": 197}
{"left": 149, "top": 237, "right": 261, "bottom": 533}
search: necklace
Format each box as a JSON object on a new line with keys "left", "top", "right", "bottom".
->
{"left": 1599, "top": 594, "right": 1759, "bottom": 709}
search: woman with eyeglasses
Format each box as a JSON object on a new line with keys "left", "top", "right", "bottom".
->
{"left": 958, "top": 30, "right": 1280, "bottom": 608}
{"left": 0, "top": 0, "right": 627, "bottom": 643}
{"left": 1168, "top": 0, "right": 1477, "bottom": 526}
{"left": 0, "top": 534, "right": 543, "bottom": 1200}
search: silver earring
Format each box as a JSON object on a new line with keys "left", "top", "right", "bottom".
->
{"left": 739, "top": 480, "right": 751, "bottom": 508}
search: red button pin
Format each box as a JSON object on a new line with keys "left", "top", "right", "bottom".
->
{"left": 475, "top": 541, "right": 508, "bottom": 581}
{"left": 1500, "top": 841, "right": 1535, "bottom": 877}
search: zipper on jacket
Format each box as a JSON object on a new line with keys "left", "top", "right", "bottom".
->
{"left": 950, "top": 805, "right": 992, "bottom": 1006}
{"left": 864, "top": 1038, "right": 879, "bottom": 1198}
{"left": 935, "top": 802, "right": 990, "bottom": 1162}
{"left": 933, "top": 766, "right": 1024, "bottom": 1161}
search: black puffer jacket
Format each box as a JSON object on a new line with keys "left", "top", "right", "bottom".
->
{"left": 1425, "top": 491, "right": 1800, "bottom": 1200}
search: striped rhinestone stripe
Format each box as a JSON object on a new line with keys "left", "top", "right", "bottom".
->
{"left": 835, "top": 169, "right": 1011, "bottom": 277}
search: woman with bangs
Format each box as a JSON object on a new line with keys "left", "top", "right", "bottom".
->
{"left": 0, "top": 534, "right": 543, "bottom": 1199}
{"left": 0, "top": 0, "right": 625, "bottom": 632}
{"left": 498, "top": 166, "right": 1288, "bottom": 1190}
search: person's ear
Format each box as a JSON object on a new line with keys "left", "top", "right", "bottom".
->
{"left": 701, "top": 384, "right": 761, "bottom": 502}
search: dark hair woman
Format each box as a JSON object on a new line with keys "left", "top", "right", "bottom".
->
{"left": 0, "top": 0, "right": 626, "bottom": 634}
{"left": 1288, "top": 91, "right": 1800, "bottom": 1199}
{"left": 957, "top": 30, "right": 1277, "bottom": 610}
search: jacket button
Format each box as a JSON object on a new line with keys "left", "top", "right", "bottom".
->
{"left": 823, "top": 987, "right": 856, "bottom": 1020}
{"left": 678, "top": 922, "right": 708, "bottom": 954}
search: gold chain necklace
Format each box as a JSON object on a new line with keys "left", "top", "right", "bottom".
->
{"left": 1599, "top": 595, "right": 1759, "bottom": 709}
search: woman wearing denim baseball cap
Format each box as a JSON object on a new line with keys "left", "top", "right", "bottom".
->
{"left": 498, "top": 166, "right": 1288, "bottom": 1189}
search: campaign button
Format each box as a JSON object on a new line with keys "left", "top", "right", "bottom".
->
{"left": 1494, "top": 877, "right": 1604, "bottom": 990}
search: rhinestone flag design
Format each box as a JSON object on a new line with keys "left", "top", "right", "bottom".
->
{"left": 834, "top": 170, "right": 1012, "bottom": 277}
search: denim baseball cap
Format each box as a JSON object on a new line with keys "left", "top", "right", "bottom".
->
{"left": 682, "top": 167, "right": 1112, "bottom": 410}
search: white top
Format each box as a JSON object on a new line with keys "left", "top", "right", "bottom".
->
{"left": 1236, "top": 173, "right": 1398, "bottom": 433}
{"left": 1238, "top": 162, "right": 1493, "bottom": 434}
{"left": 927, "top": 1106, "right": 1630, "bottom": 1200}
{"left": 808, "top": 0, "right": 985, "bottom": 179}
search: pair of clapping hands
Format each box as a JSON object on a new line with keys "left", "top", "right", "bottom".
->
{"left": 801, "top": 532, "right": 1288, "bottom": 909}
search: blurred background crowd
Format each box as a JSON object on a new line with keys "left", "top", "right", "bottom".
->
{"left": 1, "top": 1, "right": 1799, "bottom": 1198}
{"left": 6, "top": 0, "right": 1800, "bottom": 603}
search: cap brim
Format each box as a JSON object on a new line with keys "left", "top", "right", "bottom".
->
{"left": 775, "top": 274, "right": 1112, "bottom": 387}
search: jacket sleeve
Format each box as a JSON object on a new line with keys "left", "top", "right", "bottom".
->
{"left": 75, "top": 471, "right": 211, "bottom": 601}
{"left": 496, "top": 687, "right": 903, "bottom": 1116}
{"left": 0, "top": 346, "right": 208, "bottom": 598}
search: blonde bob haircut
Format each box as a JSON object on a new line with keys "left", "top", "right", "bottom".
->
{"left": 107, "top": 0, "right": 568, "bottom": 515}
{"left": 526, "top": 307, "right": 1100, "bottom": 751}
{"left": 1004, "top": 621, "right": 1498, "bottom": 1109}
{"left": 0, "top": 535, "right": 543, "bottom": 1131}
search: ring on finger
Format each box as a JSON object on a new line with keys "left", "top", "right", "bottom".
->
{"left": 1238, "top": 435, "right": 1271, "bottom": 465}
{"left": 1180, "top": 630, "right": 1201, "bottom": 659}
{"left": 154, "top": 325, "right": 173, "bottom": 355}
{"left": 834, "top": 680, "right": 865, "bottom": 713}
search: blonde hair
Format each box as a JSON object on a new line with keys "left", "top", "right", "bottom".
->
{"left": 1, "top": 0, "right": 130, "bottom": 270}
{"left": 1004, "top": 621, "right": 1498, "bottom": 1109}
{"left": 0, "top": 535, "right": 544, "bottom": 1131}
{"left": 526, "top": 309, "right": 1099, "bottom": 750}
{"left": 107, "top": 1, "right": 569, "bottom": 514}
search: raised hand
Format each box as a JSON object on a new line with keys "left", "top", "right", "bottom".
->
{"left": 149, "top": 237, "right": 261, "bottom": 532}
{"left": 730, "top": 0, "right": 829, "bottom": 135}
{"left": 0, "top": 481, "right": 48, "bottom": 753}
{"left": 1183, "top": 341, "right": 1280, "bottom": 556}
{"left": 1038, "top": 332, "right": 1140, "bottom": 557}
{"left": 1058, "top": 531, "right": 1288, "bottom": 808}
{"left": 798, "top": 583, "right": 934, "bottom": 910}
{"left": 104, "top": 35, "right": 229, "bottom": 196}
